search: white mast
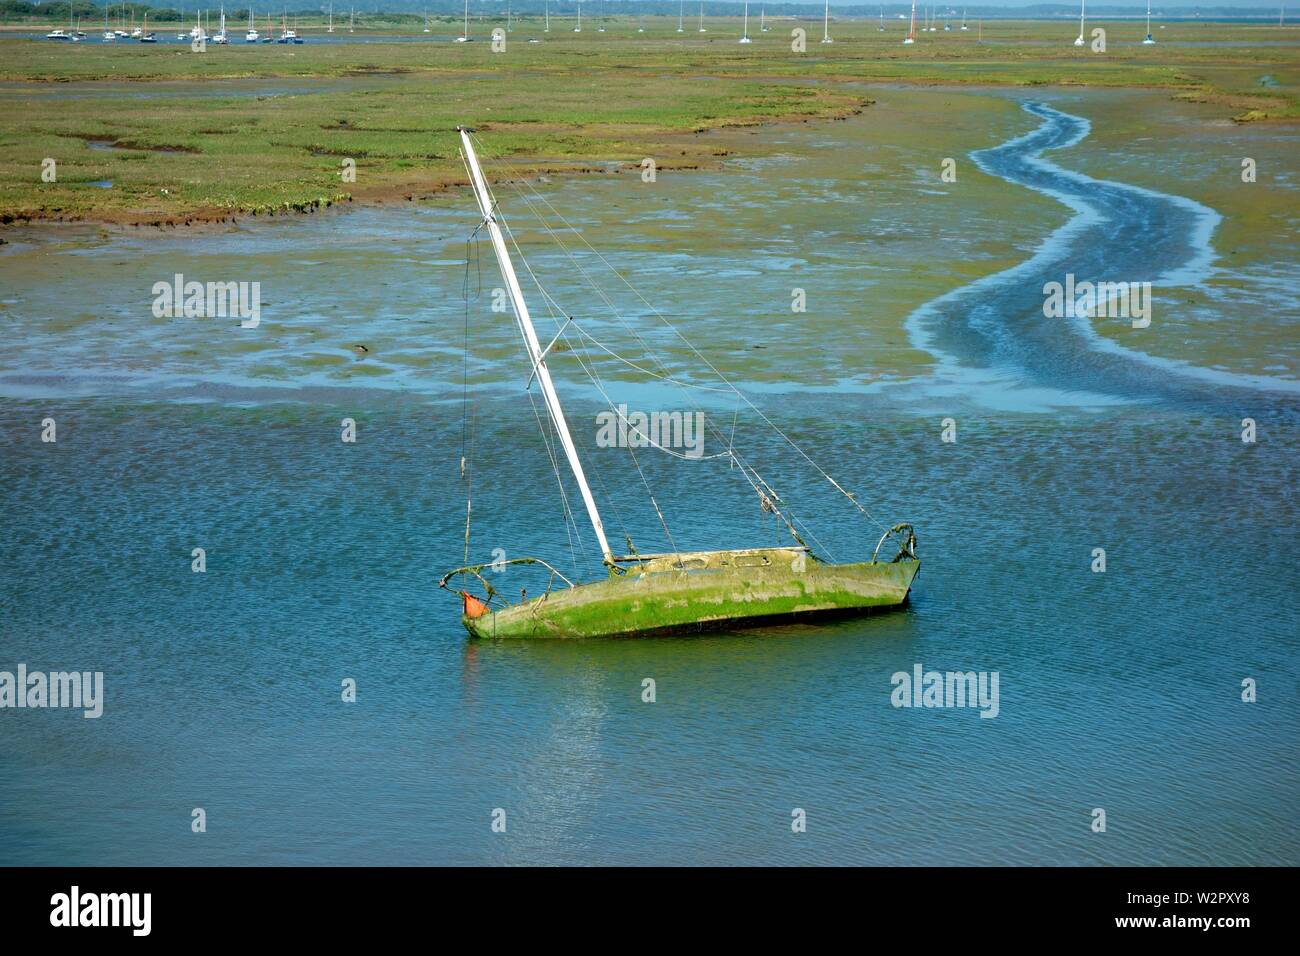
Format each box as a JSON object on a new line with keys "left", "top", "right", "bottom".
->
{"left": 677, "top": 1, "right": 684, "bottom": 31}
{"left": 546, "top": 0, "right": 550, "bottom": 31}
{"left": 1143, "top": 0, "right": 1155, "bottom": 42}
{"left": 904, "top": 0, "right": 915, "bottom": 42}
{"left": 739, "top": 0, "right": 750, "bottom": 41}
{"left": 1074, "top": 0, "right": 1085, "bottom": 45}
{"left": 821, "top": 0, "right": 831, "bottom": 42}
{"left": 698, "top": 1, "right": 704, "bottom": 32}
{"left": 457, "top": 128, "right": 614, "bottom": 565}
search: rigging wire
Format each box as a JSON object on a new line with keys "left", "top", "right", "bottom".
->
{"left": 460, "top": 231, "right": 483, "bottom": 564}
{"left": 481, "top": 139, "right": 891, "bottom": 536}
{"left": 494, "top": 172, "right": 813, "bottom": 550}
{"left": 527, "top": 388, "right": 583, "bottom": 580}
{"left": 494, "top": 177, "right": 803, "bottom": 555}
{"left": 482, "top": 198, "right": 637, "bottom": 564}
{"left": 489, "top": 196, "right": 684, "bottom": 556}
{"left": 493, "top": 166, "right": 817, "bottom": 533}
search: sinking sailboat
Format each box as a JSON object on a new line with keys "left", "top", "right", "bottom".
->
{"left": 440, "top": 128, "right": 921, "bottom": 640}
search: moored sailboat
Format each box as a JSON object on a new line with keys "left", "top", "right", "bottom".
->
{"left": 212, "top": 6, "right": 229, "bottom": 43}
{"left": 440, "top": 128, "right": 921, "bottom": 639}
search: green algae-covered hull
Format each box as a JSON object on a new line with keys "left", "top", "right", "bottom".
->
{"left": 458, "top": 548, "right": 919, "bottom": 639}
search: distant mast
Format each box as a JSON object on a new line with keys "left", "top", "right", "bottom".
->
{"left": 1074, "top": 0, "right": 1086, "bottom": 46}
{"left": 1143, "top": 0, "right": 1155, "bottom": 43}
{"left": 699, "top": 1, "right": 705, "bottom": 32}
{"left": 677, "top": 0, "right": 684, "bottom": 32}
{"left": 821, "top": 0, "right": 831, "bottom": 43}
{"left": 904, "top": 0, "right": 915, "bottom": 43}
{"left": 739, "top": 0, "right": 751, "bottom": 42}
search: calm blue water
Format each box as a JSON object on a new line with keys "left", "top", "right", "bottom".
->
{"left": 1, "top": 93, "right": 1297, "bottom": 866}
